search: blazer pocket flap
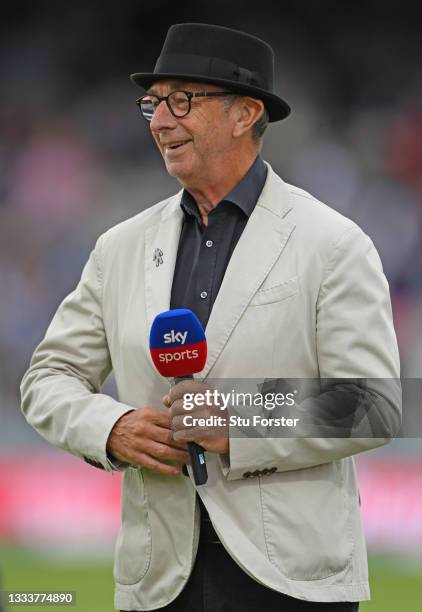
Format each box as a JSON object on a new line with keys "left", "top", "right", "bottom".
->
{"left": 249, "top": 276, "right": 299, "bottom": 306}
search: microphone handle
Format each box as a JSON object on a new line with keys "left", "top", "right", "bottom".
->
{"left": 174, "top": 376, "right": 208, "bottom": 485}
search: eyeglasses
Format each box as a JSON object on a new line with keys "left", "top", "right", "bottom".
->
{"left": 136, "top": 90, "right": 237, "bottom": 121}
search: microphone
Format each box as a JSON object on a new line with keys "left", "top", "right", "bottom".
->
{"left": 149, "top": 308, "right": 208, "bottom": 485}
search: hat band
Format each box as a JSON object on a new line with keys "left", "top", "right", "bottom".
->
{"left": 154, "top": 52, "right": 266, "bottom": 89}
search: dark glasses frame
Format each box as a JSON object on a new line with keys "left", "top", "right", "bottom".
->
{"left": 136, "top": 90, "right": 237, "bottom": 120}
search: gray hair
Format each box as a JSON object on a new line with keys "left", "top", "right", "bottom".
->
{"left": 222, "top": 95, "right": 269, "bottom": 147}
{"left": 251, "top": 106, "right": 269, "bottom": 144}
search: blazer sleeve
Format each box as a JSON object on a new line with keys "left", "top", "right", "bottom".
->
{"left": 20, "top": 236, "right": 135, "bottom": 472}
{"left": 219, "top": 224, "right": 402, "bottom": 480}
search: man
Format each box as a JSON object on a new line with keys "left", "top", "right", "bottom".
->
{"left": 21, "top": 23, "right": 401, "bottom": 612}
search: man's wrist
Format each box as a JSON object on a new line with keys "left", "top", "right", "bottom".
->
{"left": 106, "top": 409, "right": 136, "bottom": 468}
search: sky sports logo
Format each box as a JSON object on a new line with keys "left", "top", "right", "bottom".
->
{"left": 158, "top": 348, "right": 199, "bottom": 363}
{"left": 163, "top": 330, "right": 188, "bottom": 344}
{"left": 150, "top": 309, "right": 207, "bottom": 377}
{"left": 157, "top": 327, "right": 202, "bottom": 363}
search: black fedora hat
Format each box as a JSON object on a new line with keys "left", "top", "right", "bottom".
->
{"left": 130, "top": 23, "right": 291, "bottom": 123}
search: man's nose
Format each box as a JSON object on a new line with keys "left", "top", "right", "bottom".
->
{"left": 150, "top": 100, "right": 178, "bottom": 132}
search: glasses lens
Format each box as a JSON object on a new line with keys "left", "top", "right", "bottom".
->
{"left": 168, "top": 91, "right": 190, "bottom": 117}
{"left": 139, "top": 96, "right": 159, "bottom": 121}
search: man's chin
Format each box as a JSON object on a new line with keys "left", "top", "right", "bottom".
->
{"left": 164, "top": 159, "right": 193, "bottom": 182}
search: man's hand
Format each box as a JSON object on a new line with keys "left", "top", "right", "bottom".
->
{"left": 106, "top": 407, "right": 190, "bottom": 475}
{"left": 163, "top": 380, "right": 229, "bottom": 455}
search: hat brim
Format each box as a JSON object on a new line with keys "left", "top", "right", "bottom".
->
{"left": 130, "top": 72, "right": 291, "bottom": 122}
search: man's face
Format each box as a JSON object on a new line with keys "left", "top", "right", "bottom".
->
{"left": 147, "top": 80, "right": 237, "bottom": 185}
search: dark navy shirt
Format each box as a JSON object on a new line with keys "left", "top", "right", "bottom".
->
{"left": 170, "top": 155, "right": 267, "bottom": 526}
{"left": 170, "top": 155, "right": 267, "bottom": 328}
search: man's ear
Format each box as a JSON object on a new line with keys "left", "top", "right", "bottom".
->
{"left": 232, "top": 97, "right": 265, "bottom": 138}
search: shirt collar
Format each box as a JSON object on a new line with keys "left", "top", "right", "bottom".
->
{"left": 180, "top": 155, "right": 267, "bottom": 222}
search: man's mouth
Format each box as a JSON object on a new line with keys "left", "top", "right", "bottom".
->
{"left": 164, "top": 140, "right": 191, "bottom": 151}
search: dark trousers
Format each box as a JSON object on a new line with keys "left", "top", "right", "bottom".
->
{"left": 121, "top": 510, "right": 359, "bottom": 612}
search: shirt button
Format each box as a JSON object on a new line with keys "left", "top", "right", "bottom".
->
{"left": 205, "top": 240, "right": 213, "bottom": 247}
{"left": 200, "top": 291, "right": 208, "bottom": 299}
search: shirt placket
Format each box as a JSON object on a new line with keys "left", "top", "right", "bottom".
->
{"left": 196, "top": 213, "right": 221, "bottom": 327}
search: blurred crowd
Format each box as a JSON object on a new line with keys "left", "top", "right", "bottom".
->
{"left": 1, "top": 2, "right": 421, "bottom": 444}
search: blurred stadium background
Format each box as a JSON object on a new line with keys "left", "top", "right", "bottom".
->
{"left": 0, "top": 1, "right": 421, "bottom": 610}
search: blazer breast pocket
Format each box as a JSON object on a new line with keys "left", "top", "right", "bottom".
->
{"left": 249, "top": 276, "right": 299, "bottom": 307}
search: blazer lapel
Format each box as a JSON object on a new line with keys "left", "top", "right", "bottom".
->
{"left": 203, "top": 167, "right": 295, "bottom": 378}
{"left": 144, "top": 192, "right": 184, "bottom": 334}
{"left": 143, "top": 167, "right": 295, "bottom": 380}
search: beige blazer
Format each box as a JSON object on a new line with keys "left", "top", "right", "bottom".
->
{"left": 21, "top": 163, "right": 401, "bottom": 610}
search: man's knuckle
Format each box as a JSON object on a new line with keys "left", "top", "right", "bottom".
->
{"left": 171, "top": 415, "right": 183, "bottom": 431}
{"left": 165, "top": 430, "right": 174, "bottom": 444}
{"left": 155, "top": 445, "right": 167, "bottom": 459}
{"left": 135, "top": 420, "right": 146, "bottom": 436}
{"left": 173, "top": 398, "right": 183, "bottom": 408}
{"left": 170, "top": 404, "right": 181, "bottom": 419}
{"left": 141, "top": 406, "right": 154, "bottom": 418}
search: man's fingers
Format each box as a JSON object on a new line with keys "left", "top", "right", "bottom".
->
{"left": 165, "top": 380, "right": 210, "bottom": 404}
{"left": 146, "top": 440, "right": 190, "bottom": 465}
{"left": 169, "top": 398, "right": 218, "bottom": 418}
{"left": 173, "top": 427, "right": 216, "bottom": 441}
{"left": 169, "top": 399, "right": 188, "bottom": 418}
{"left": 137, "top": 406, "right": 172, "bottom": 427}
{"left": 131, "top": 424, "right": 190, "bottom": 462}
{"left": 131, "top": 452, "right": 182, "bottom": 476}
{"left": 107, "top": 405, "right": 191, "bottom": 470}
{"left": 171, "top": 411, "right": 209, "bottom": 432}
{"left": 172, "top": 429, "right": 197, "bottom": 442}
{"left": 149, "top": 421, "right": 189, "bottom": 450}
